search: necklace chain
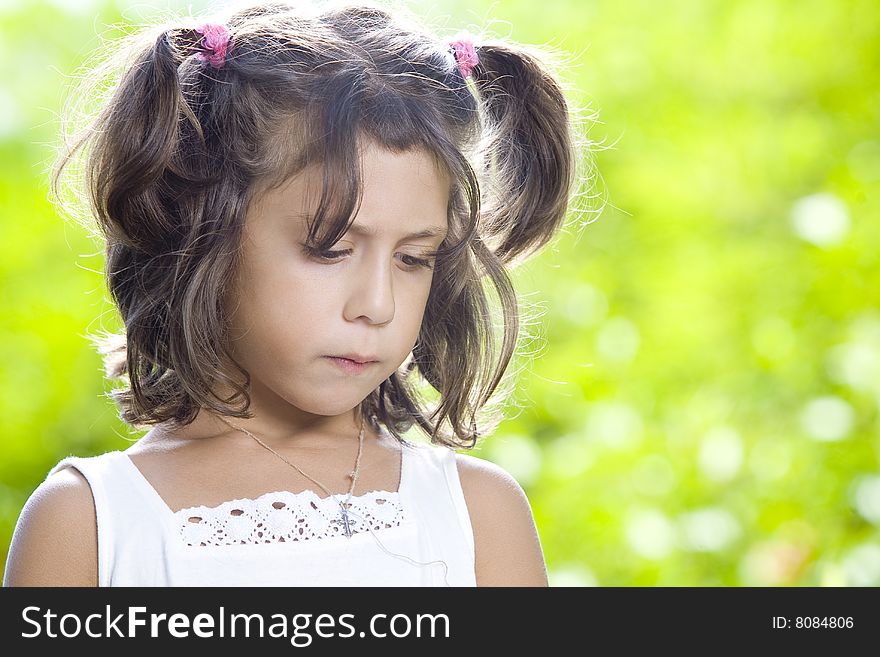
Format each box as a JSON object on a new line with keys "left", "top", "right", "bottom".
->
{"left": 215, "top": 413, "right": 366, "bottom": 538}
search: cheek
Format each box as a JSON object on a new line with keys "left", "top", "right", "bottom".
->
{"left": 409, "top": 282, "right": 433, "bottom": 320}
{"left": 397, "top": 291, "right": 431, "bottom": 345}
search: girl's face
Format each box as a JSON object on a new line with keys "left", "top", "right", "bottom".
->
{"left": 224, "top": 140, "right": 450, "bottom": 434}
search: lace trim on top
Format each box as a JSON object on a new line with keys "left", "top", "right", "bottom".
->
{"left": 176, "top": 489, "right": 404, "bottom": 547}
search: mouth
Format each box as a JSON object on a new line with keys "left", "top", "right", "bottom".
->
{"left": 324, "top": 356, "right": 379, "bottom": 374}
{"left": 327, "top": 354, "right": 379, "bottom": 364}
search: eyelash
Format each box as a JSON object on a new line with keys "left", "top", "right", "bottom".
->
{"left": 302, "top": 246, "right": 436, "bottom": 270}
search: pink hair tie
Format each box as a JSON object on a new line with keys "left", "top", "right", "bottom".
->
{"left": 194, "top": 23, "right": 232, "bottom": 69}
{"left": 449, "top": 32, "right": 479, "bottom": 79}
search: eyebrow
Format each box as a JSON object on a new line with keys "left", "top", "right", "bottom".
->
{"left": 344, "top": 222, "right": 447, "bottom": 241}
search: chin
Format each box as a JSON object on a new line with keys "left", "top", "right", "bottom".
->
{"left": 289, "top": 389, "right": 366, "bottom": 417}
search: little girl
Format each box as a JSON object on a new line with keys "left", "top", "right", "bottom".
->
{"left": 4, "top": 0, "right": 592, "bottom": 587}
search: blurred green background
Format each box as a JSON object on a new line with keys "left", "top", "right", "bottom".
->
{"left": 2, "top": 0, "right": 879, "bottom": 586}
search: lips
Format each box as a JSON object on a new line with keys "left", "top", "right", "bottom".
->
{"left": 330, "top": 353, "right": 379, "bottom": 364}
{"left": 324, "top": 356, "right": 378, "bottom": 375}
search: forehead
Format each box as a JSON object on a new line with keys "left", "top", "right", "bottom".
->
{"left": 253, "top": 142, "right": 451, "bottom": 236}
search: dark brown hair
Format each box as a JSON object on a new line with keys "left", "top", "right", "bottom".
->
{"left": 50, "top": 0, "right": 603, "bottom": 449}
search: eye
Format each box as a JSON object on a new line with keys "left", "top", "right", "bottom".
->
{"left": 301, "top": 245, "right": 436, "bottom": 271}
{"left": 299, "top": 244, "right": 351, "bottom": 261}
{"left": 398, "top": 253, "right": 435, "bottom": 270}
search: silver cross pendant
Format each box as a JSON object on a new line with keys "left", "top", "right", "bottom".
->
{"left": 330, "top": 503, "right": 357, "bottom": 538}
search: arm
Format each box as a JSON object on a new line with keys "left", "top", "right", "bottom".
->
{"left": 455, "top": 453, "right": 549, "bottom": 586}
{"left": 3, "top": 467, "right": 99, "bottom": 587}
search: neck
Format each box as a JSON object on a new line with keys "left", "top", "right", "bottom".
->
{"left": 152, "top": 405, "right": 370, "bottom": 452}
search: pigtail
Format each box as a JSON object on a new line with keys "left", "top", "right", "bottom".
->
{"left": 467, "top": 40, "right": 579, "bottom": 267}
{"left": 87, "top": 26, "right": 209, "bottom": 254}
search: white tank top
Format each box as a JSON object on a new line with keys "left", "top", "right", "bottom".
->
{"left": 45, "top": 436, "right": 476, "bottom": 586}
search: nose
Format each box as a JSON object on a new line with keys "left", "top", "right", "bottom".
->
{"left": 343, "top": 250, "right": 395, "bottom": 325}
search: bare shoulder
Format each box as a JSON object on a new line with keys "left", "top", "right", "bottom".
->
{"left": 454, "top": 451, "right": 549, "bottom": 586}
{"left": 3, "top": 466, "right": 98, "bottom": 587}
